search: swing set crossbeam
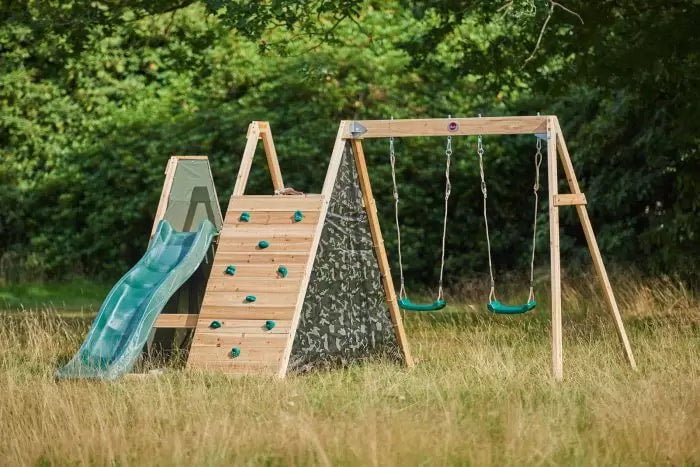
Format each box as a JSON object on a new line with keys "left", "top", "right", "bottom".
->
{"left": 344, "top": 116, "right": 548, "bottom": 139}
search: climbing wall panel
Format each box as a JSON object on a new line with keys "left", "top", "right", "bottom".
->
{"left": 187, "top": 194, "right": 324, "bottom": 374}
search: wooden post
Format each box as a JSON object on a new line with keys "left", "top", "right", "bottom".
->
{"left": 151, "top": 157, "right": 178, "bottom": 237}
{"left": 547, "top": 117, "right": 563, "bottom": 380}
{"left": 553, "top": 118, "right": 637, "bottom": 369}
{"left": 233, "top": 122, "right": 261, "bottom": 196}
{"left": 277, "top": 122, "right": 348, "bottom": 377}
{"left": 258, "top": 122, "right": 285, "bottom": 192}
{"left": 350, "top": 139, "right": 414, "bottom": 367}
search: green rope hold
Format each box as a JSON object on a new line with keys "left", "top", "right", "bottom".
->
{"left": 293, "top": 210, "right": 304, "bottom": 222}
{"left": 239, "top": 211, "right": 250, "bottom": 222}
{"left": 225, "top": 265, "right": 236, "bottom": 275}
{"left": 231, "top": 347, "right": 241, "bottom": 358}
{"left": 209, "top": 320, "right": 222, "bottom": 329}
{"left": 258, "top": 240, "right": 270, "bottom": 249}
{"left": 277, "top": 265, "right": 288, "bottom": 278}
{"left": 265, "top": 320, "right": 275, "bottom": 330}
{"left": 245, "top": 295, "right": 256, "bottom": 303}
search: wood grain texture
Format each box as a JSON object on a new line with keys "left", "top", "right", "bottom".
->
{"left": 154, "top": 313, "right": 199, "bottom": 328}
{"left": 349, "top": 139, "right": 413, "bottom": 367}
{"left": 554, "top": 118, "right": 637, "bottom": 369}
{"left": 343, "top": 117, "right": 548, "bottom": 138}
{"left": 547, "top": 117, "right": 563, "bottom": 381}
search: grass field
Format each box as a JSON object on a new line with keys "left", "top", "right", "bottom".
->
{"left": 0, "top": 275, "right": 698, "bottom": 466}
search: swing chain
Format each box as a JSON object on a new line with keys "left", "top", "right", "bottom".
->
{"left": 437, "top": 134, "right": 452, "bottom": 300}
{"left": 389, "top": 132, "right": 407, "bottom": 300}
{"left": 477, "top": 135, "right": 496, "bottom": 302}
{"left": 528, "top": 137, "right": 543, "bottom": 302}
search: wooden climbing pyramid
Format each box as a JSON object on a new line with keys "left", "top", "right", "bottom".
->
{"left": 187, "top": 121, "right": 411, "bottom": 376}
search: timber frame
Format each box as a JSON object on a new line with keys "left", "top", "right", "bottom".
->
{"left": 188, "top": 121, "right": 413, "bottom": 376}
{"left": 341, "top": 116, "right": 637, "bottom": 380}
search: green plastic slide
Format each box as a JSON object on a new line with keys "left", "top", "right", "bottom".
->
{"left": 56, "top": 219, "right": 217, "bottom": 380}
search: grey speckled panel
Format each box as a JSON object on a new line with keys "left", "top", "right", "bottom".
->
{"left": 289, "top": 145, "right": 402, "bottom": 372}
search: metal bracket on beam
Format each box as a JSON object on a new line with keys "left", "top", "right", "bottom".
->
{"left": 348, "top": 121, "right": 367, "bottom": 138}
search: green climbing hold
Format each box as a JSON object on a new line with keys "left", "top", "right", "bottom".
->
{"left": 209, "top": 320, "right": 222, "bottom": 329}
{"left": 245, "top": 295, "right": 256, "bottom": 303}
{"left": 225, "top": 265, "right": 236, "bottom": 275}
{"left": 231, "top": 347, "right": 241, "bottom": 358}
{"left": 277, "top": 265, "right": 288, "bottom": 278}
{"left": 265, "top": 320, "right": 275, "bottom": 330}
{"left": 258, "top": 240, "right": 270, "bottom": 249}
{"left": 239, "top": 211, "right": 250, "bottom": 222}
{"left": 293, "top": 210, "right": 304, "bottom": 222}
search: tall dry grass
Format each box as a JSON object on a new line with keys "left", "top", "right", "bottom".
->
{"left": 0, "top": 275, "right": 698, "bottom": 466}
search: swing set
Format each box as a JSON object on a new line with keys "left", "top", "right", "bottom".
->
{"left": 389, "top": 118, "right": 544, "bottom": 314}
{"left": 340, "top": 116, "right": 636, "bottom": 379}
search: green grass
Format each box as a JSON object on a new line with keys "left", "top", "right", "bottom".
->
{"left": 0, "top": 280, "right": 109, "bottom": 311}
{"left": 0, "top": 275, "right": 698, "bottom": 465}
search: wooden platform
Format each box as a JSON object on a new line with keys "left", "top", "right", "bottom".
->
{"left": 187, "top": 194, "right": 325, "bottom": 375}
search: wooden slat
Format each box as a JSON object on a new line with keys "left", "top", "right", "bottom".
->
{"left": 154, "top": 313, "right": 199, "bottom": 328}
{"left": 203, "top": 291, "right": 299, "bottom": 307}
{"left": 228, "top": 195, "right": 323, "bottom": 211}
{"left": 195, "top": 321, "right": 290, "bottom": 336}
{"left": 213, "top": 252, "right": 309, "bottom": 265}
{"left": 553, "top": 193, "right": 587, "bottom": 206}
{"left": 199, "top": 305, "right": 295, "bottom": 320}
{"left": 220, "top": 223, "right": 317, "bottom": 235}
{"left": 343, "top": 117, "right": 548, "bottom": 138}
{"left": 192, "top": 333, "right": 287, "bottom": 353}
{"left": 216, "top": 235, "right": 313, "bottom": 253}
{"left": 554, "top": 118, "right": 636, "bottom": 370}
{"left": 224, "top": 210, "right": 321, "bottom": 225}
{"left": 205, "top": 277, "right": 302, "bottom": 293}
{"left": 187, "top": 354, "right": 280, "bottom": 370}
{"left": 350, "top": 139, "right": 413, "bottom": 368}
{"left": 208, "top": 264, "right": 306, "bottom": 280}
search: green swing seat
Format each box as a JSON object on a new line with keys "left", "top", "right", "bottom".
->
{"left": 398, "top": 297, "right": 447, "bottom": 312}
{"left": 487, "top": 299, "right": 536, "bottom": 314}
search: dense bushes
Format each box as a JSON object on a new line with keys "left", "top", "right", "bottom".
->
{"left": 1, "top": 2, "right": 697, "bottom": 285}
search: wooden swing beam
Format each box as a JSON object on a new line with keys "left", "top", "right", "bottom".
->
{"left": 342, "top": 116, "right": 636, "bottom": 380}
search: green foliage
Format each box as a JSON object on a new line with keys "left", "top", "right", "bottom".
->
{"left": 1, "top": 1, "right": 697, "bottom": 286}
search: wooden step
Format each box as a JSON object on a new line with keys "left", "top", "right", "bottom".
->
{"left": 228, "top": 195, "right": 323, "bottom": 211}
{"left": 224, "top": 210, "right": 321, "bottom": 225}
{"left": 199, "top": 305, "right": 295, "bottom": 320}
{"left": 214, "top": 252, "right": 309, "bottom": 265}
{"left": 205, "top": 277, "right": 302, "bottom": 293}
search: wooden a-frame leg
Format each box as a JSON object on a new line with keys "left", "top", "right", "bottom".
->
{"left": 547, "top": 118, "right": 564, "bottom": 380}
{"left": 233, "top": 122, "right": 261, "bottom": 196}
{"left": 553, "top": 119, "right": 637, "bottom": 369}
{"left": 258, "top": 122, "right": 285, "bottom": 193}
{"left": 350, "top": 139, "right": 414, "bottom": 367}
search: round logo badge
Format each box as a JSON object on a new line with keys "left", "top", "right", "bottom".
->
{"left": 448, "top": 121, "right": 458, "bottom": 132}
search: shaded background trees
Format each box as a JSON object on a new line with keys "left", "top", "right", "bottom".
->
{"left": 1, "top": 0, "right": 698, "bottom": 285}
